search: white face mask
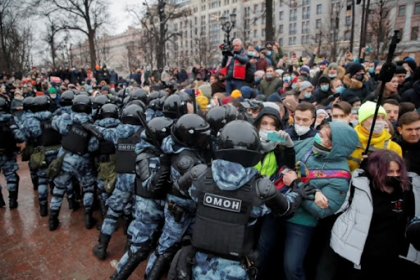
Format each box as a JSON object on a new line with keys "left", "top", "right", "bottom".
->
{"left": 294, "top": 124, "right": 311, "bottom": 136}
{"left": 259, "top": 130, "right": 269, "bottom": 142}
{"left": 372, "top": 120, "right": 386, "bottom": 134}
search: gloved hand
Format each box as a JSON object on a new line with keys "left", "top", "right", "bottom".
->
{"left": 302, "top": 184, "right": 317, "bottom": 200}
{"left": 268, "top": 130, "right": 294, "bottom": 148}
{"left": 159, "top": 153, "right": 170, "bottom": 166}
{"left": 167, "top": 245, "right": 196, "bottom": 280}
{"left": 82, "top": 123, "right": 103, "bottom": 140}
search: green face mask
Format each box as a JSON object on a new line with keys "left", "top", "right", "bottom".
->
{"left": 312, "top": 133, "right": 331, "bottom": 157}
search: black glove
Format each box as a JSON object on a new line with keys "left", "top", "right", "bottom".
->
{"left": 82, "top": 123, "right": 103, "bottom": 140}
{"left": 302, "top": 184, "right": 317, "bottom": 200}
{"left": 379, "top": 62, "right": 396, "bottom": 83}
{"left": 167, "top": 245, "right": 196, "bottom": 280}
{"left": 222, "top": 50, "right": 233, "bottom": 57}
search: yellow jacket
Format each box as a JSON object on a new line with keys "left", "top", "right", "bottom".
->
{"left": 349, "top": 125, "right": 402, "bottom": 171}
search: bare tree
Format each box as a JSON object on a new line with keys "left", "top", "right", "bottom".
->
{"left": 0, "top": 0, "right": 33, "bottom": 73}
{"left": 39, "top": 0, "right": 109, "bottom": 70}
{"left": 366, "top": 0, "right": 392, "bottom": 60}
{"left": 193, "top": 32, "right": 217, "bottom": 67}
{"left": 42, "top": 15, "right": 68, "bottom": 68}
{"left": 128, "top": 0, "right": 189, "bottom": 69}
{"left": 310, "top": 1, "right": 346, "bottom": 62}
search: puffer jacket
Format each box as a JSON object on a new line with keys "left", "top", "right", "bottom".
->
{"left": 349, "top": 124, "right": 402, "bottom": 171}
{"left": 287, "top": 121, "right": 360, "bottom": 227}
{"left": 330, "top": 170, "right": 420, "bottom": 266}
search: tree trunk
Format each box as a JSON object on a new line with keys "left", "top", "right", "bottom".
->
{"left": 350, "top": 0, "right": 355, "bottom": 52}
{"left": 88, "top": 30, "right": 96, "bottom": 70}
{"left": 265, "top": 0, "right": 274, "bottom": 42}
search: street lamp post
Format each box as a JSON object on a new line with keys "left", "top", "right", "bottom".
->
{"left": 219, "top": 13, "right": 237, "bottom": 50}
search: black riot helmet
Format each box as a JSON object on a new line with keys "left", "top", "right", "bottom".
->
{"left": 147, "top": 90, "right": 167, "bottom": 103}
{"left": 129, "top": 88, "right": 148, "bottom": 105}
{"left": 93, "top": 94, "right": 110, "bottom": 109}
{"left": 98, "top": 103, "right": 119, "bottom": 119}
{"left": 148, "top": 98, "right": 164, "bottom": 111}
{"left": 72, "top": 94, "right": 92, "bottom": 114}
{"left": 121, "top": 104, "right": 144, "bottom": 125}
{"left": 206, "top": 105, "right": 239, "bottom": 135}
{"left": 33, "top": 95, "right": 51, "bottom": 112}
{"left": 215, "top": 120, "right": 263, "bottom": 167}
{"left": 146, "top": 116, "right": 174, "bottom": 145}
{"left": 0, "top": 97, "right": 10, "bottom": 113}
{"left": 162, "top": 94, "right": 188, "bottom": 119}
{"left": 23, "top": 96, "right": 35, "bottom": 112}
{"left": 60, "top": 90, "right": 75, "bottom": 106}
{"left": 171, "top": 113, "right": 211, "bottom": 148}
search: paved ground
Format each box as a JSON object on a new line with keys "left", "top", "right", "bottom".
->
{"left": 0, "top": 157, "right": 146, "bottom": 280}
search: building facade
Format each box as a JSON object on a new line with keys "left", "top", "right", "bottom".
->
{"left": 71, "top": 0, "right": 420, "bottom": 72}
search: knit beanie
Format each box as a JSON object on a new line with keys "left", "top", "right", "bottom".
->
{"left": 346, "top": 63, "right": 365, "bottom": 76}
{"left": 231, "top": 89, "right": 243, "bottom": 99}
{"left": 358, "top": 101, "right": 387, "bottom": 124}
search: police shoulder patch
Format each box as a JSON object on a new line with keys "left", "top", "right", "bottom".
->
{"left": 203, "top": 193, "right": 242, "bottom": 213}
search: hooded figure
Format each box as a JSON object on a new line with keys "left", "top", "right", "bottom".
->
{"left": 279, "top": 121, "right": 360, "bottom": 280}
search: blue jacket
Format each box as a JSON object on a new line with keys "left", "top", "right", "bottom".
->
{"left": 288, "top": 121, "right": 360, "bottom": 227}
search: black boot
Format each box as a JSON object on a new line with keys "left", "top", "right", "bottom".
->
{"left": 145, "top": 252, "right": 174, "bottom": 280}
{"left": 0, "top": 192, "right": 5, "bottom": 208}
{"left": 49, "top": 210, "right": 60, "bottom": 231}
{"left": 93, "top": 233, "right": 111, "bottom": 260}
{"left": 9, "top": 191, "right": 18, "bottom": 209}
{"left": 111, "top": 249, "right": 149, "bottom": 280}
{"left": 40, "top": 202, "right": 48, "bottom": 217}
{"left": 68, "top": 195, "right": 80, "bottom": 211}
{"left": 85, "top": 210, "right": 97, "bottom": 229}
{"left": 99, "top": 199, "right": 107, "bottom": 218}
{"left": 123, "top": 215, "right": 132, "bottom": 235}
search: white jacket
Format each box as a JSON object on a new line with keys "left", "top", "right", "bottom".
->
{"left": 330, "top": 170, "right": 420, "bottom": 267}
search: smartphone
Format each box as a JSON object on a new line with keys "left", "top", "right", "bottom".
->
{"left": 268, "top": 132, "right": 286, "bottom": 143}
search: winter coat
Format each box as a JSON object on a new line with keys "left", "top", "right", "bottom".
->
{"left": 287, "top": 122, "right": 359, "bottom": 227}
{"left": 349, "top": 124, "right": 402, "bottom": 171}
{"left": 330, "top": 170, "right": 420, "bottom": 266}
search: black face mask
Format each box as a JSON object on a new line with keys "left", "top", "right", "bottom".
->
{"left": 385, "top": 176, "right": 401, "bottom": 188}
{"left": 354, "top": 74, "right": 364, "bottom": 82}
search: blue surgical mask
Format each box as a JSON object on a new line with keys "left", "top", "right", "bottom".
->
{"left": 304, "top": 92, "right": 312, "bottom": 98}
{"left": 283, "top": 77, "right": 291, "bottom": 83}
{"left": 336, "top": 86, "right": 346, "bottom": 94}
{"left": 320, "top": 85, "right": 330, "bottom": 92}
{"left": 312, "top": 133, "right": 331, "bottom": 157}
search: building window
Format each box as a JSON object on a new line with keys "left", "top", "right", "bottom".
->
{"left": 279, "top": 38, "right": 283, "bottom": 46}
{"left": 302, "top": 0, "right": 310, "bottom": 6}
{"left": 254, "top": 30, "right": 257, "bottom": 38}
{"left": 398, "top": 5, "right": 406, "bottom": 17}
{"left": 279, "top": 24, "right": 284, "bottom": 33}
{"left": 411, "top": 26, "right": 419, "bottom": 41}
{"left": 279, "top": 11, "right": 283, "bottom": 21}
{"left": 316, "top": 19, "right": 321, "bottom": 29}
{"left": 346, "top": 16, "right": 351, "bottom": 26}
{"left": 344, "top": 30, "right": 351, "bottom": 40}
{"left": 316, "top": 4, "right": 322, "bottom": 15}
{"left": 415, "top": 2, "right": 420, "bottom": 14}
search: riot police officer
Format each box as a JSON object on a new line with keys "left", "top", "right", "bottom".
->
{"left": 169, "top": 120, "right": 303, "bottom": 280}
{"left": 144, "top": 113, "right": 211, "bottom": 280}
{"left": 93, "top": 104, "right": 144, "bottom": 260}
{"left": 49, "top": 95, "right": 99, "bottom": 230}
{"left": 0, "top": 97, "right": 25, "bottom": 208}
{"left": 22, "top": 95, "right": 62, "bottom": 216}
{"left": 111, "top": 116, "right": 174, "bottom": 280}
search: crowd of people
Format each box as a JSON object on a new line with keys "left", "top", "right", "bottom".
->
{"left": 1, "top": 38, "right": 420, "bottom": 280}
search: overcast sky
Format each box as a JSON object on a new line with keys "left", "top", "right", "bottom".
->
{"left": 108, "top": 0, "right": 141, "bottom": 34}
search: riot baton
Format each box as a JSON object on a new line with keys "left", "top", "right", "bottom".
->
{"left": 136, "top": 111, "right": 159, "bottom": 147}
{"left": 363, "top": 30, "right": 401, "bottom": 156}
